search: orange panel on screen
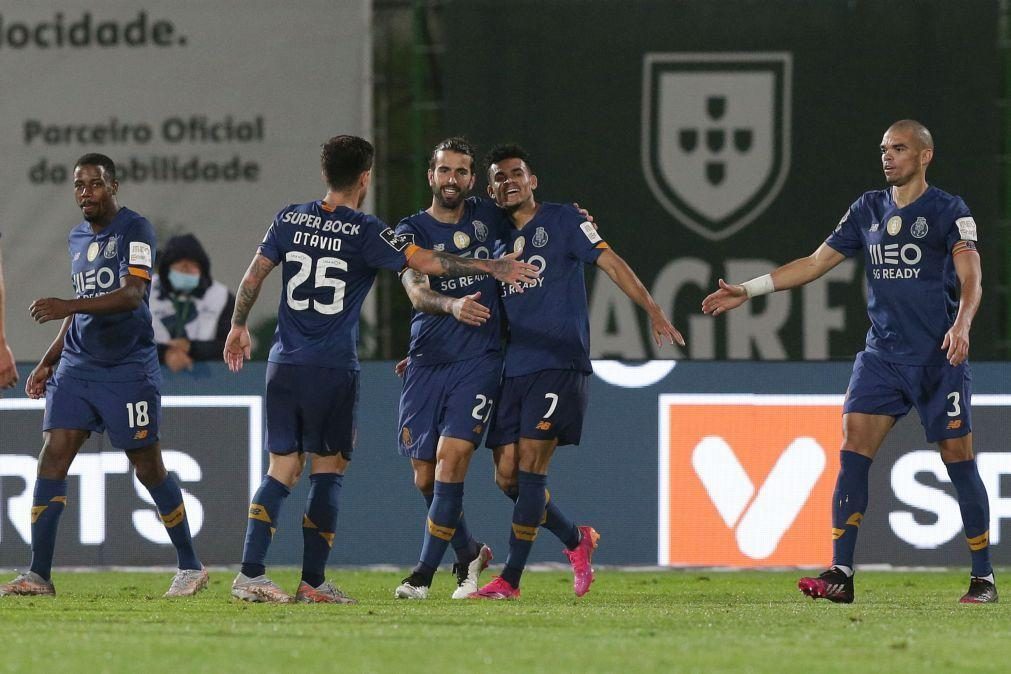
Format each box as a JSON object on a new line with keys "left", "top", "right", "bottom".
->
{"left": 659, "top": 396, "right": 843, "bottom": 567}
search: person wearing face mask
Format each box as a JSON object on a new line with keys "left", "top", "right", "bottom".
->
{"left": 150, "top": 234, "right": 235, "bottom": 373}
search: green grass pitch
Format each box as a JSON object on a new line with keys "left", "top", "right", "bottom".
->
{"left": 0, "top": 569, "right": 1007, "bottom": 673}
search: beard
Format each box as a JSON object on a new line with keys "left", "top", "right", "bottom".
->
{"left": 434, "top": 186, "right": 467, "bottom": 209}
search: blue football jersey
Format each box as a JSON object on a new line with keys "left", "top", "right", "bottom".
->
{"left": 396, "top": 197, "right": 508, "bottom": 366}
{"left": 499, "top": 202, "right": 608, "bottom": 377}
{"left": 59, "top": 207, "right": 160, "bottom": 382}
{"left": 825, "top": 186, "right": 978, "bottom": 365}
{"left": 258, "top": 201, "right": 416, "bottom": 369}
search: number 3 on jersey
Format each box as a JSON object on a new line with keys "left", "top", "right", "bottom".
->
{"left": 285, "top": 251, "right": 347, "bottom": 315}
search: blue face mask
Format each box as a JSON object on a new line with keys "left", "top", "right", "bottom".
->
{"left": 168, "top": 270, "right": 201, "bottom": 293}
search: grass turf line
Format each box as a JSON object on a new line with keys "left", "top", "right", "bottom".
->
{"left": 0, "top": 570, "right": 1007, "bottom": 674}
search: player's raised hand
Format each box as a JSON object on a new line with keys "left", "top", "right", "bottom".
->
{"left": 490, "top": 251, "right": 539, "bottom": 292}
{"left": 25, "top": 362, "right": 52, "bottom": 399}
{"left": 29, "top": 298, "right": 72, "bottom": 324}
{"left": 701, "top": 279, "right": 748, "bottom": 316}
{"left": 573, "top": 202, "right": 598, "bottom": 230}
{"left": 649, "top": 309, "right": 685, "bottom": 348}
{"left": 451, "top": 291, "right": 490, "bottom": 326}
{"left": 941, "top": 321, "right": 971, "bottom": 366}
{"left": 0, "top": 341, "right": 17, "bottom": 392}
{"left": 394, "top": 356, "right": 409, "bottom": 377}
{"left": 223, "top": 326, "right": 251, "bottom": 373}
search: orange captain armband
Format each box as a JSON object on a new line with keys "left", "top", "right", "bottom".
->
{"left": 127, "top": 266, "right": 152, "bottom": 280}
{"left": 403, "top": 243, "right": 421, "bottom": 263}
{"left": 951, "top": 240, "right": 977, "bottom": 258}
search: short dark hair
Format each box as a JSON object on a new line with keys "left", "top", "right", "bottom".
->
{"left": 321, "top": 135, "right": 374, "bottom": 191}
{"left": 484, "top": 143, "right": 532, "bottom": 177}
{"left": 429, "top": 137, "right": 477, "bottom": 170}
{"left": 75, "top": 153, "right": 117, "bottom": 182}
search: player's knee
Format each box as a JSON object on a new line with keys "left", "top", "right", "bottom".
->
{"left": 37, "top": 449, "right": 72, "bottom": 480}
{"left": 495, "top": 473, "right": 517, "bottom": 497}
{"left": 37, "top": 439, "right": 78, "bottom": 479}
{"left": 414, "top": 473, "right": 434, "bottom": 493}
{"left": 131, "top": 454, "right": 167, "bottom": 487}
{"left": 940, "top": 442, "right": 974, "bottom": 463}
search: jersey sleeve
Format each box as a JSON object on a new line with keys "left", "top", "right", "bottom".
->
{"left": 256, "top": 209, "right": 287, "bottom": 264}
{"left": 395, "top": 216, "right": 428, "bottom": 249}
{"left": 363, "top": 216, "right": 418, "bottom": 271}
{"left": 121, "top": 217, "right": 156, "bottom": 281}
{"left": 824, "top": 197, "right": 864, "bottom": 257}
{"left": 946, "top": 198, "right": 979, "bottom": 258}
{"left": 561, "top": 205, "right": 608, "bottom": 264}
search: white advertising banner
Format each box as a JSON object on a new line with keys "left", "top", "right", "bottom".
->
{"left": 0, "top": 1, "right": 372, "bottom": 358}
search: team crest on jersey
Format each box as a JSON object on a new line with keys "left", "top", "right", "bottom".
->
{"left": 513, "top": 236, "right": 525, "bottom": 253}
{"left": 642, "top": 52, "right": 792, "bottom": 241}
{"left": 380, "top": 228, "right": 415, "bottom": 252}
{"left": 911, "top": 217, "right": 928, "bottom": 239}
{"left": 473, "top": 220, "right": 488, "bottom": 242}
{"left": 886, "top": 216, "right": 902, "bottom": 236}
{"left": 532, "top": 227, "right": 549, "bottom": 248}
{"left": 103, "top": 237, "right": 118, "bottom": 259}
{"left": 453, "top": 231, "right": 471, "bottom": 249}
{"left": 86, "top": 242, "right": 100, "bottom": 262}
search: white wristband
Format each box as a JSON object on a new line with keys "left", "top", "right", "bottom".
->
{"left": 741, "top": 274, "right": 775, "bottom": 299}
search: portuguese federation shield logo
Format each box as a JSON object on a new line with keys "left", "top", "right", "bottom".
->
{"left": 642, "top": 52, "right": 792, "bottom": 241}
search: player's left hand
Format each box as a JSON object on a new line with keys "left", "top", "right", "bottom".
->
{"left": 168, "top": 338, "right": 191, "bottom": 353}
{"left": 0, "top": 341, "right": 17, "bottom": 393}
{"left": 29, "top": 298, "right": 72, "bottom": 323}
{"left": 25, "top": 362, "right": 53, "bottom": 399}
{"left": 701, "top": 279, "right": 748, "bottom": 316}
{"left": 941, "top": 322, "right": 970, "bottom": 366}
{"left": 394, "top": 357, "right": 409, "bottom": 377}
{"left": 165, "top": 347, "right": 194, "bottom": 373}
{"left": 451, "top": 291, "right": 491, "bottom": 326}
{"left": 649, "top": 310, "right": 686, "bottom": 348}
{"left": 573, "top": 202, "right": 598, "bottom": 230}
{"left": 491, "top": 251, "right": 539, "bottom": 292}
{"left": 223, "top": 326, "right": 251, "bottom": 373}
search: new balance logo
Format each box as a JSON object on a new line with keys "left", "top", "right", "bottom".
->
{"left": 692, "top": 436, "right": 826, "bottom": 559}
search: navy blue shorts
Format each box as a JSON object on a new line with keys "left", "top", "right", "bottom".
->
{"left": 397, "top": 353, "right": 502, "bottom": 460}
{"left": 43, "top": 371, "right": 160, "bottom": 450}
{"left": 486, "top": 369, "right": 589, "bottom": 448}
{"left": 265, "top": 362, "right": 359, "bottom": 458}
{"left": 844, "top": 350, "right": 972, "bottom": 443}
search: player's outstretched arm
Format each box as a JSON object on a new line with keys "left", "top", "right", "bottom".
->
{"left": 400, "top": 269, "right": 490, "bottom": 326}
{"left": 25, "top": 316, "right": 72, "bottom": 399}
{"left": 408, "top": 249, "right": 538, "bottom": 293}
{"left": 0, "top": 244, "right": 16, "bottom": 392}
{"left": 29, "top": 274, "right": 148, "bottom": 323}
{"left": 596, "top": 248, "right": 684, "bottom": 348}
{"left": 942, "top": 248, "right": 982, "bottom": 366}
{"left": 224, "top": 253, "right": 276, "bottom": 373}
{"left": 702, "top": 243, "right": 846, "bottom": 316}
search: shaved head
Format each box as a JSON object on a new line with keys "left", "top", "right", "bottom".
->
{"left": 887, "top": 120, "right": 934, "bottom": 150}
